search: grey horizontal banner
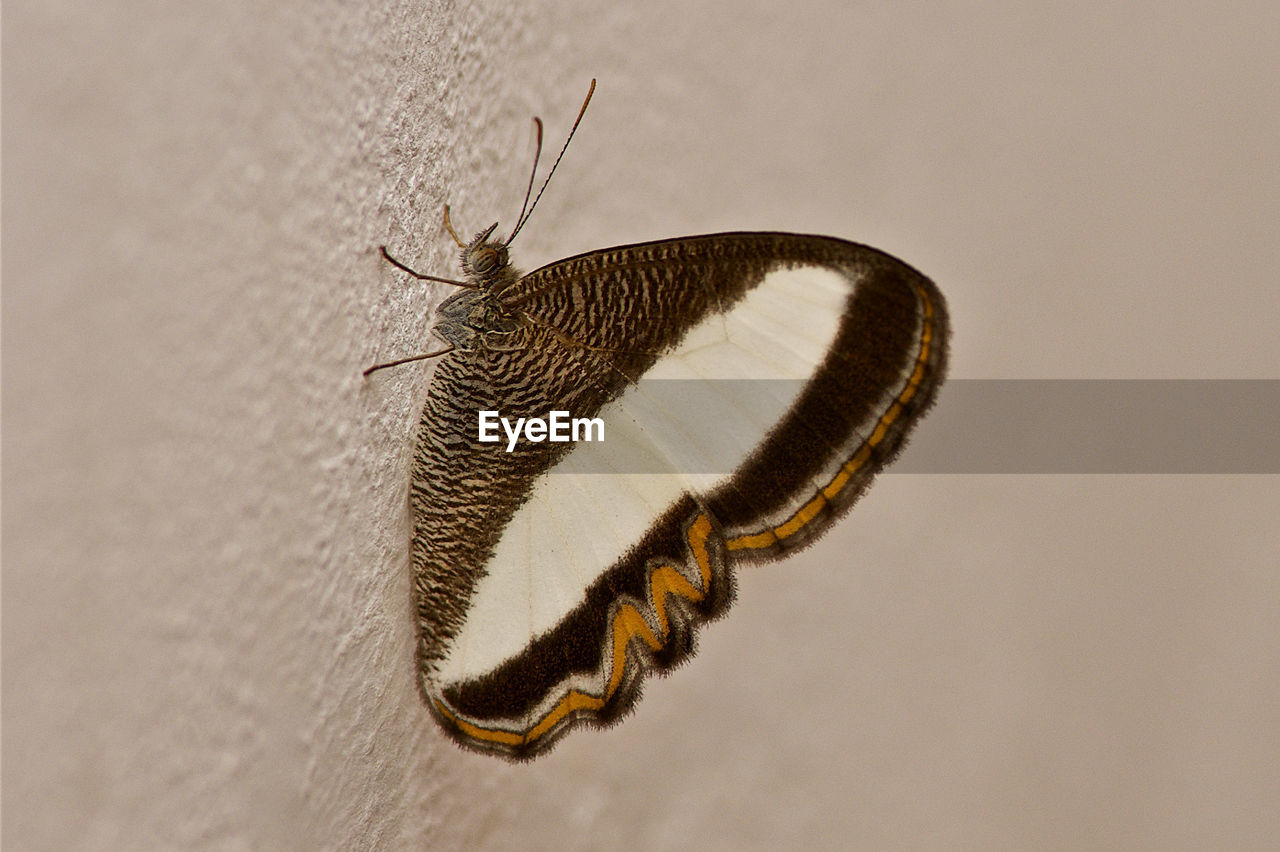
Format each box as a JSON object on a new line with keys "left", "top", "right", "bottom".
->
{"left": 473, "top": 380, "right": 1278, "bottom": 474}
{"left": 896, "top": 380, "right": 1279, "bottom": 473}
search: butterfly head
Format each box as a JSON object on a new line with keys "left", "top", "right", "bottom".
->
{"left": 460, "top": 223, "right": 518, "bottom": 292}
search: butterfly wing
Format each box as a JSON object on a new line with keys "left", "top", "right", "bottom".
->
{"left": 410, "top": 233, "right": 948, "bottom": 759}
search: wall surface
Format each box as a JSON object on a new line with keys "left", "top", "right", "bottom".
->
{"left": 5, "top": 0, "right": 1279, "bottom": 848}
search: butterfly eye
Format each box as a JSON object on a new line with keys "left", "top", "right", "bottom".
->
{"left": 473, "top": 248, "right": 504, "bottom": 275}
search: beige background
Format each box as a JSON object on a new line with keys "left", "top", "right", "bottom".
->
{"left": 5, "top": 1, "right": 1278, "bottom": 848}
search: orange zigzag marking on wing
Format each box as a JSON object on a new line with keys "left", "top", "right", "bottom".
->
{"left": 437, "top": 513, "right": 717, "bottom": 751}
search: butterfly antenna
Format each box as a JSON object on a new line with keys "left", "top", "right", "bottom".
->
{"left": 505, "top": 78, "right": 596, "bottom": 246}
{"left": 507, "top": 117, "right": 544, "bottom": 243}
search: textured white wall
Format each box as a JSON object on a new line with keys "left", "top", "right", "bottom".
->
{"left": 6, "top": 1, "right": 1279, "bottom": 848}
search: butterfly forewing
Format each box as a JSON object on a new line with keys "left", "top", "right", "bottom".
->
{"left": 408, "top": 233, "right": 947, "bottom": 759}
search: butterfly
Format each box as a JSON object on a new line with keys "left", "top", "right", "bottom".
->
{"left": 368, "top": 81, "right": 949, "bottom": 759}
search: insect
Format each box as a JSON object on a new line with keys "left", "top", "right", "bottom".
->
{"left": 368, "top": 81, "right": 949, "bottom": 759}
